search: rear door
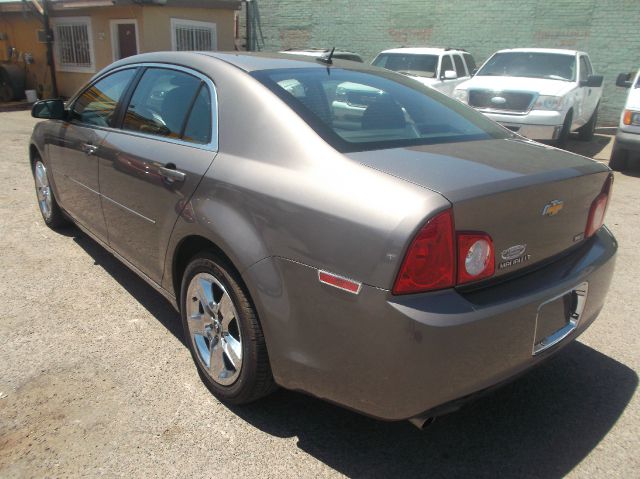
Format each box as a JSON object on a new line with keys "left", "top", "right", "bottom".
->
{"left": 48, "top": 68, "right": 138, "bottom": 239}
{"left": 98, "top": 66, "right": 217, "bottom": 282}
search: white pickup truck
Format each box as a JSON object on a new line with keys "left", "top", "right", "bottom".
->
{"left": 453, "top": 48, "right": 603, "bottom": 145}
{"left": 610, "top": 70, "right": 640, "bottom": 170}
{"left": 372, "top": 47, "right": 477, "bottom": 96}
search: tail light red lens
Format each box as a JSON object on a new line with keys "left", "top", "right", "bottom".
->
{"left": 457, "top": 233, "right": 495, "bottom": 284}
{"left": 585, "top": 174, "right": 613, "bottom": 238}
{"left": 392, "top": 209, "right": 455, "bottom": 294}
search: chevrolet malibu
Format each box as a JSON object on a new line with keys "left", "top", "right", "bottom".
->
{"left": 29, "top": 52, "right": 616, "bottom": 428}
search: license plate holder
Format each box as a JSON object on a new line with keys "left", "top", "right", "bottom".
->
{"left": 533, "top": 282, "right": 588, "bottom": 355}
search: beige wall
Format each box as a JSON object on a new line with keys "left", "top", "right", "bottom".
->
{"left": 0, "top": 5, "right": 238, "bottom": 99}
{"left": 142, "top": 7, "right": 236, "bottom": 52}
{"left": 0, "top": 14, "right": 50, "bottom": 96}
{"left": 55, "top": 6, "right": 237, "bottom": 97}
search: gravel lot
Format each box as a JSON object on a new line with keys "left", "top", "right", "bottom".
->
{"left": 0, "top": 111, "right": 638, "bottom": 478}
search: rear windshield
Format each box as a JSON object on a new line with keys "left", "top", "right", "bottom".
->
{"left": 372, "top": 53, "right": 439, "bottom": 78}
{"left": 478, "top": 52, "right": 576, "bottom": 81}
{"left": 251, "top": 68, "right": 510, "bottom": 153}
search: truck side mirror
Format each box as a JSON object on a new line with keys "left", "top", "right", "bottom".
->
{"left": 580, "top": 75, "right": 603, "bottom": 88}
{"left": 616, "top": 72, "right": 633, "bottom": 88}
{"left": 32, "top": 99, "right": 66, "bottom": 120}
{"left": 443, "top": 70, "right": 457, "bottom": 80}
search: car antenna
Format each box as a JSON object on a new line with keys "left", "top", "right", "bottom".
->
{"left": 317, "top": 47, "right": 335, "bottom": 65}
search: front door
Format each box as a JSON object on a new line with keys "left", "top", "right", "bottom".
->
{"left": 99, "top": 66, "right": 217, "bottom": 282}
{"left": 48, "top": 68, "right": 138, "bottom": 239}
{"left": 113, "top": 21, "right": 138, "bottom": 60}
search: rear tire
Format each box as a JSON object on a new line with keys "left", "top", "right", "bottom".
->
{"left": 31, "top": 157, "right": 69, "bottom": 229}
{"left": 554, "top": 110, "right": 573, "bottom": 148}
{"left": 609, "top": 145, "right": 628, "bottom": 171}
{"left": 180, "top": 252, "right": 276, "bottom": 404}
{"left": 578, "top": 106, "right": 598, "bottom": 141}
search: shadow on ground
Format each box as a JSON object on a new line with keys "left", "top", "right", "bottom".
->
{"left": 71, "top": 228, "right": 637, "bottom": 479}
{"left": 542, "top": 133, "right": 612, "bottom": 160}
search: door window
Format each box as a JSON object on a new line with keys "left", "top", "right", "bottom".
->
{"left": 463, "top": 53, "right": 477, "bottom": 74}
{"left": 182, "top": 85, "right": 212, "bottom": 144}
{"left": 123, "top": 68, "right": 201, "bottom": 138}
{"left": 71, "top": 68, "right": 136, "bottom": 127}
{"left": 440, "top": 55, "right": 453, "bottom": 78}
{"left": 453, "top": 54, "right": 466, "bottom": 77}
{"left": 579, "top": 56, "right": 592, "bottom": 82}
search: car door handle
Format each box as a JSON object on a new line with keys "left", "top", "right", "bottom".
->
{"left": 159, "top": 165, "right": 186, "bottom": 182}
{"left": 82, "top": 143, "right": 98, "bottom": 155}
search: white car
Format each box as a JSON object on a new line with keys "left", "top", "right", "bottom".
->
{"left": 372, "top": 47, "right": 477, "bottom": 96}
{"left": 610, "top": 70, "right": 640, "bottom": 170}
{"left": 453, "top": 48, "right": 603, "bottom": 145}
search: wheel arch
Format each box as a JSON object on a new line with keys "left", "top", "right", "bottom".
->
{"left": 170, "top": 234, "right": 248, "bottom": 308}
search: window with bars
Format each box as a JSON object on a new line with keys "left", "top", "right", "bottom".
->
{"left": 170, "top": 19, "right": 217, "bottom": 52}
{"left": 51, "top": 17, "right": 95, "bottom": 73}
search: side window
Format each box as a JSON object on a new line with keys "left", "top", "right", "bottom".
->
{"left": 579, "top": 56, "right": 591, "bottom": 82}
{"left": 71, "top": 68, "right": 136, "bottom": 127}
{"left": 463, "top": 53, "right": 477, "bottom": 74}
{"left": 453, "top": 54, "right": 466, "bottom": 77}
{"left": 440, "top": 55, "right": 453, "bottom": 78}
{"left": 123, "top": 68, "right": 200, "bottom": 138}
{"left": 182, "top": 85, "right": 212, "bottom": 145}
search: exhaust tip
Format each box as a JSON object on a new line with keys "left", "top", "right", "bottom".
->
{"left": 408, "top": 416, "right": 435, "bottom": 430}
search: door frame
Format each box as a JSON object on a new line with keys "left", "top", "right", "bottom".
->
{"left": 110, "top": 19, "right": 140, "bottom": 62}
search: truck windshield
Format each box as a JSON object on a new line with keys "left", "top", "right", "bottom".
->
{"left": 251, "top": 67, "right": 510, "bottom": 153}
{"left": 372, "top": 53, "right": 439, "bottom": 78}
{"left": 477, "top": 52, "right": 576, "bottom": 81}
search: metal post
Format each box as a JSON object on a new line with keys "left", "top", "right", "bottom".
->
{"left": 245, "top": 0, "right": 252, "bottom": 51}
{"left": 42, "top": 0, "right": 58, "bottom": 98}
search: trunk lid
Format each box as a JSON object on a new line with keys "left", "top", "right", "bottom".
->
{"left": 347, "top": 138, "right": 611, "bottom": 280}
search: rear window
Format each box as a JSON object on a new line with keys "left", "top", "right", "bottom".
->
{"left": 372, "top": 53, "right": 439, "bottom": 79}
{"left": 251, "top": 68, "right": 510, "bottom": 152}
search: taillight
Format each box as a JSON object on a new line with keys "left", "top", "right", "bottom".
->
{"left": 457, "top": 233, "right": 495, "bottom": 284}
{"left": 585, "top": 174, "right": 613, "bottom": 238}
{"left": 392, "top": 209, "right": 455, "bottom": 294}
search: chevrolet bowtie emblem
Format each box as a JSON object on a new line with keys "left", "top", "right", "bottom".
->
{"left": 542, "top": 200, "right": 564, "bottom": 217}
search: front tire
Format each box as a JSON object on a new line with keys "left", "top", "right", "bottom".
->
{"left": 180, "top": 252, "right": 276, "bottom": 404}
{"left": 578, "top": 106, "right": 598, "bottom": 141}
{"left": 554, "top": 110, "right": 573, "bottom": 148}
{"left": 32, "top": 158, "right": 68, "bottom": 229}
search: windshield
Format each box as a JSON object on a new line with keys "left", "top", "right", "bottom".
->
{"left": 478, "top": 52, "right": 576, "bottom": 81}
{"left": 251, "top": 68, "right": 510, "bottom": 153}
{"left": 372, "top": 53, "right": 439, "bottom": 78}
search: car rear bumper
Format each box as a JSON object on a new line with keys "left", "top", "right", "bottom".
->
{"left": 615, "top": 129, "right": 640, "bottom": 153}
{"left": 481, "top": 110, "right": 564, "bottom": 140}
{"left": 244, "top": 227, "right": 617, "bottom": 421}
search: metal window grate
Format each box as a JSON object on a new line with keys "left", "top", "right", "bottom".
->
{"left": 175, "top": 25, "right": 214, "bottom": 51}
{"left": 55, "top": 23, "right": 91, "bottom": 67}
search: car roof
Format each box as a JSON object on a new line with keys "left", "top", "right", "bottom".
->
{"left": 494, "top": 48, "right": 584, "bottom": 56}
{"left": 109, "top": 51, "right": 376, "bottom": 74}
{"left": 377, "top": 47, "right": 468, "bottom": 55}
{"left": 280, "top": 49, "right": 361, "bottom": 57}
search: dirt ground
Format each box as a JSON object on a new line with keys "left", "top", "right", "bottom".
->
{"left": 0, "top": 111, "right": 638, "bottom": 478}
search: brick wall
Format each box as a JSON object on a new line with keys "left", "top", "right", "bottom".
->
{"left": 243, "top": 0, "right": 640, "bottom": 125}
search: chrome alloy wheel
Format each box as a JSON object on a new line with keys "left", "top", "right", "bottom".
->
{"left": 34, "top": 160, "right": 52, "bottom": 220}
{"left": 186, "top": 273, "right": 243, "bottom": 386}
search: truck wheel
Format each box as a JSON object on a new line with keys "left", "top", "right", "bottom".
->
{"left": 609, "top": 146, "right": 628, "bottom": 171}
{"left": 555, "top": 111, "right": 572, "bottom": 148}
{"left": 578, "top": 106, "right": 598, "bottom": 141}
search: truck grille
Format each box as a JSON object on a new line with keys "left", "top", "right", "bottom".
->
{"left": 468, "top": 90, "right": 535, "bottom": 113}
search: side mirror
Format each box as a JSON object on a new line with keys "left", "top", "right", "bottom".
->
{"left": 580, "top": 74, "right": 603, "bottom": 88}
{"left": 32, "top": 99, "right": 66, "bottom": 120}
{"left": 443, "top": 70, "right": 457, "bottom": 80}
{"left": 616, "top": 72, "right": 633, "bottom": 88}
